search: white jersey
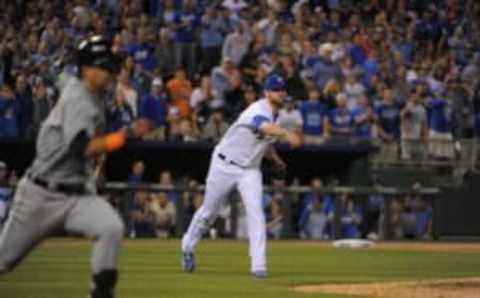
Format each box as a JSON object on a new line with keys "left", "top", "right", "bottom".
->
{"left": 214, "top": 99, "right": 277, "bottom": 168}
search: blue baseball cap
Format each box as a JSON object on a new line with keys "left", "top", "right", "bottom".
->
{"left": 264, "top": 74, "right": 286, "bottom": 91}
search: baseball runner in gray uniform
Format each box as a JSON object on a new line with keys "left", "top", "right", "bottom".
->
{"left": 0, "top": 35, "right": 151, "bottom": 298}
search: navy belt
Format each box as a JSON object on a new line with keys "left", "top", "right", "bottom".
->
{"left": 218, "top": 153, "right": 241, "bottom": 167}
{"left": 27, "top": 174, "right": 86, "bottom": 195}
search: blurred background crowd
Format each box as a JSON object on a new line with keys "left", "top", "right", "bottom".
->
{"left": 1, "top": 0, "right": 478, "bottom": 239}
{"left": 102, "top": 160, "right": 432, "bottom": 241}
{"left": 1, "top": 0, "right": 480, "bottom": 165}
{"left": 1, "top": 156, "right": 432, "bottom": 240}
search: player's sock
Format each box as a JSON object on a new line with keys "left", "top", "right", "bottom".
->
{"left": 90, "top": 269, "right": 118, "bottom": 298}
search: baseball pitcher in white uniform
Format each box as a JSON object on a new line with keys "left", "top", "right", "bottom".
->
{"left": 181, "top": 74, "right": 302, "bottom": 278}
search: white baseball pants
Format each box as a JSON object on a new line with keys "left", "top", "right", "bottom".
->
{"left": 182, "top": 153, "right": 266, "bottom": 273}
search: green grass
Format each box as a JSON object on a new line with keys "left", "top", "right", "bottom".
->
{"left": 1, "top": 239, "right": 480, "bottom": 298}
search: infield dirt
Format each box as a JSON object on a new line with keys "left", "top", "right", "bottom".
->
{"left": 292, "top": 242, "right": 480, "bottom": 298}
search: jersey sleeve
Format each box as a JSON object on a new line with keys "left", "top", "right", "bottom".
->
{"left": 251, "top": 115, "right": 271, "bottom": 130}
{"left": 237, "top": 103, "right": 273, "bottom": 132}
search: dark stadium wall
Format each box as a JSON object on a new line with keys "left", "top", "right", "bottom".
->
{"left": 0, "top": 140, "right": 36, "bottom": 176}
{"left": 0, "top": 140, "right": 375, "bottom": 185}
{"left": 104, "top": 141, "right": 377, "bottom": 184}
{"left": 5, "top": 140, "right": 480, "bottom": 237}
{"left": 436, "top": 174, "right": 480, "bottom": 238}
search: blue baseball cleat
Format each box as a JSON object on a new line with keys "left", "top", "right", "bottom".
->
{"left": 252, "top": 270, "right": 267, "bottom": 279}
{"left": 182, "top": 252, "right": 196, "bottom": 273}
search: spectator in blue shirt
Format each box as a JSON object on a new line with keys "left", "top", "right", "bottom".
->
{"left": 107, "top": 90, "right": 135, "bottom": 132}
{"left": 139, "top": 77, "right": 169, "bottom": 141}
{"left": 413, "top": 196, "right": 433, "bottom": 239}
{"left": 126, "top": 27, "right": 158, "bottom": 73}
{"left": 427, "top": 96, "right": 455, "bottom": 160}
{"left": 300, "top": 40, "right": 321, "bottom": 73}
{"left": 362, "top": 56, "right": 380, "bottom": 87}
{"left": 298, "top": 178, "right": 334, "bottom": 239}
{"left": 326, "top": 93, "right": 353, "bottom": 137}
{"left": 172, "top": 0, "right": 200, "bottom": 78}
{"left": 428, "top": 97, "right": 454, "bottom": 134}
{"left": 200, "top": 6, "right": 227, "bottom": 72}
{"left": 416, "top": 10, "right": 442, "bottom": 42}
{"left": 338, "top": 195, "right": 362, "bottom": 239}
{"left": 312, "top": 43, "right": 343, "bottom": 90}
{"left": 128, "top": 161, "right": 145, "bottom": 187}
{"left": 300, "top": 88, "right": 329, "bottom": 144}
{"left": 298, "top": 195, "right": 330, "bottom": 240}
{"left": 0, "top": 84, "right": 21, "bottom": 138}
{"left": 364, "top": 192, "right": 384, "bottom": 240}
{"left": 159, "top": 170, "right": 179, "bottom": 204}
{"left": 350, "top": 35, "right": 368, "bottom": 66}
{"left": 375, "top": 88, "right": 401, "bottom": 162}
{"left": 352, "top": 95, "right": 375, "bottom": 139}
{"left": 127, "top": 160, "right": 146, "bottom": 238}
{"left": 393, "top": 30, "right": 415, "bottom": 65}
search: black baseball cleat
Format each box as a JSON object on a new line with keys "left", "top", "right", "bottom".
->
{"left": 89, "top": 292, "right": 114, "bottom": 298}
{"left": 90, "top": 270, "right": 118, "bottom": 298}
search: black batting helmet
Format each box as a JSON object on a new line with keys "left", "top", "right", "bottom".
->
{"left": 76, "top": 35, "right": 120, "bottom": 75}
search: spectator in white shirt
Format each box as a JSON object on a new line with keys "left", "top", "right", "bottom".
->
{"left": 344, "top": 73, "right": 366, "bottom": 111}
{"left": 255, "top": 10, "right": 278, "bottom": 47}
{"left": 400, "top": 92, "right": 428, "bottom": 161}
{"left": 190, "top": 76, "right": 216, "bottom": 110}
{"left": 222, "top": 22, "right": 252, "bottom": 66}
{"left": 222, "top": 0, "right": 248, "bottom": 15}
{"left": 117, "top": 67, "right": 139, "bottom": 117}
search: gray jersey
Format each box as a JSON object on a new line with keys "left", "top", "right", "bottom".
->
{"left": 401, "top": 104, "right": 427, "bottom": 140}
{"left": 214, "top": 98, "right": 277, "bottom": 168}
{"left": 27, "top": 77, "right": 106, "bottom": 187}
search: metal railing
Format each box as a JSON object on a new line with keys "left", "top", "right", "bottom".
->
{"left": 371, "top": 138, "right": 475, "bottom": 166}
{"left": 98, "top": 182, "right": 440, "bottom": 241}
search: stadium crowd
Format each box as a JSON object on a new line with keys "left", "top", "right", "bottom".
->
{"left": 1, "top": 0, "right": 480, "bottom": 164}
{"left": 0, "top": 156, "right": 436, "bottom": 240}
{"left": 110, "top": 160, "right": 432, "bottom": 240}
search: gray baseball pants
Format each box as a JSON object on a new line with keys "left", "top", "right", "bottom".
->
{"left": 0, "top": 178, "right": 124, "bottom": 274}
